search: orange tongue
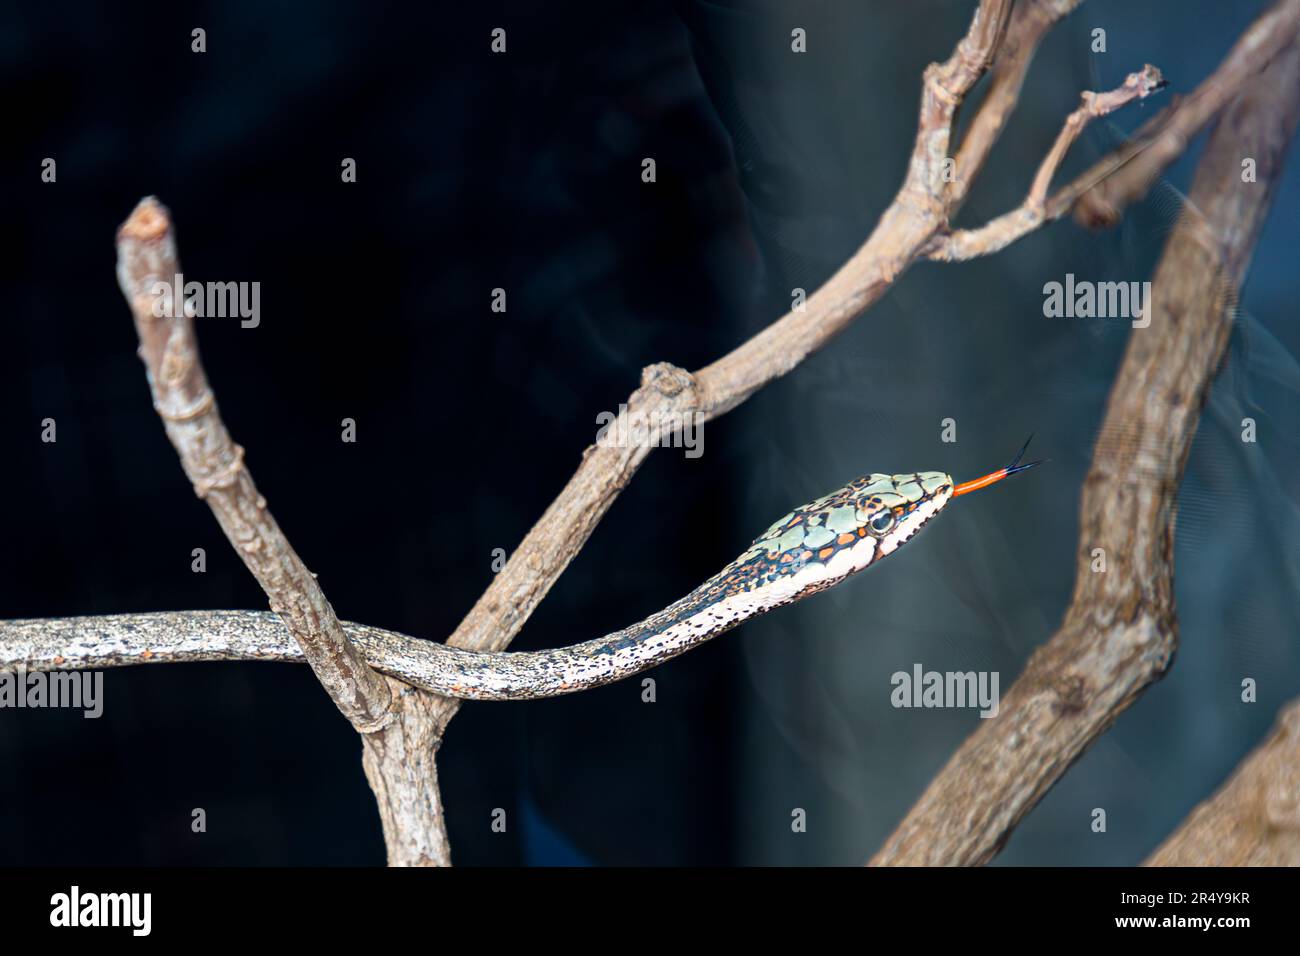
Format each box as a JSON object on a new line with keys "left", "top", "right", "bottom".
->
{"left": 952, "top": 436, "right": 1044, "bottom": 497}
{"left": 953, "top": 468, "right": 1013, "bottom": 497}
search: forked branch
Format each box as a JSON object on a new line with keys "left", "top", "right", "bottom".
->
{"left": 872, "top": 36, "right": 1300, "bottom": 867}
{"left": 926, "top": 64, "right": 1165, "bottom": 261}
{"left": 3, "top": 0, "right": 1289, "bottom": 868}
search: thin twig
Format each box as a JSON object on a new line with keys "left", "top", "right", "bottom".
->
{"left": 1072, "top": 0, "right": 1300, "bottom": 229}
{"left": 926, "top": 65, "right": 1165, "bottom": 261}
{"left": 949, "top": 0, "right": 1086, "bottom": 213}
{"left": 3, "top": 1, "right": 1245, "bottom": 865}
{"left": 933, "top": 0, "right": 1300, "bottom": 255}
{"left": 7, "top": 1, "right": 1172, "bottom": 711}
{"left": 871, "top": 38, "right": 1300, "bottom": 867}
{"left": 425, "top": 0, "right": 1016, "bottom": 730}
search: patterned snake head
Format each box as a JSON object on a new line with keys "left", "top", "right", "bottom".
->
{"left": 723, "top": 438, "right": 1042, "bottom": 605}
{"left": 737, "top": 470, "right": 954, "bottom": 599}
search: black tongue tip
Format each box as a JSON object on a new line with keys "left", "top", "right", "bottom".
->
{"left": 1004, "top": 434, "right": 1045, "bottom": 478}
{"left": 1006, "top": 457, "right": 1047, "bottom": 478}
{"left": 1007, "top": 433, "right": 1034, "bottom": 470}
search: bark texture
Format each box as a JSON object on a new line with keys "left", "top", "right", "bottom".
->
{"left": 4, "top": 0, "right": 1292, "bottom": 866}
{"left": 115, "top": 200, "right": 393, "bottom": 734}
{"left": 872, "top": 37, "right": 1300, "bottom": 867}
{"left": 1146, "top": 699, "right": 1300, "bottom": 866}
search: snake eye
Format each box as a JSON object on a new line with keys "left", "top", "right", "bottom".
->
{"left": 870, "top": 511, "right": 896, "bottom": 535}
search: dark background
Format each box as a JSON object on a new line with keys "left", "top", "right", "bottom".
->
{"left": 2, "top": 0, "right": 1297, "bottom": 865}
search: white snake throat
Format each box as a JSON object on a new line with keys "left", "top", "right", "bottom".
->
{"left": 0, "top": 450, "right": 1040, "bottom": 701}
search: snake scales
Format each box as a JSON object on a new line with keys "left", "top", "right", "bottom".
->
{"left": 0, "top": 449, "right": 1037, "bottom": 701}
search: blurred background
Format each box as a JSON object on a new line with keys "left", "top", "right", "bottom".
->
{"left": 1, "top": 0, "right": 1296, "bottom": 865}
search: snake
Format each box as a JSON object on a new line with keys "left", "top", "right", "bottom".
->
{"left": 0, "top": 440, "right": 1040, "bottom": 701}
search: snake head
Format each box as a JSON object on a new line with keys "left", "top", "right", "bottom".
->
{"left": 850, "top": 471, "right": 955, "bottom": 558}
{"left": 737, "top": 438, "right": 1042, "bottom": 599}
{"left": 740, "top": 471, "right": 954, "bottom": 596}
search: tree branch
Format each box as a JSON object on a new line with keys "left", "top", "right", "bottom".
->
{"left": 360, "top": 676, "right": 453, "bottom": 866}
{"left": 117, "top": 200, "right": 453, "bottom": 864}
{"left": 1072, "top": 0, "right": 1300, "bottom": 229}
{"left": 115, "top": 199, "right": 393, "bottom": 734}
{"left": 926, "top": 64, "right": 1165, "bottom": 261}
{"left": 949, "top": 0, "right": 1086, "bottom": 213}
{"left": 10, "top": 3, "right": 1130, "bottom": 703}
{"left": 9, "top": 0, "right": 1169, "bottom": 718}
{"left": 871, "top": 36, "right": 1300, "bottom": 867}
{"left": 1145, "top": 698, "right": 1300, "bottom": 866}
{"left": 425, "top": 0, "right": 1016, "bottom": 731}
{"left": 2, "top": 1, "right": 1236, "bottom": 864}
{"left": 932, "top": 0, "right": 1300, "bottom": 255}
